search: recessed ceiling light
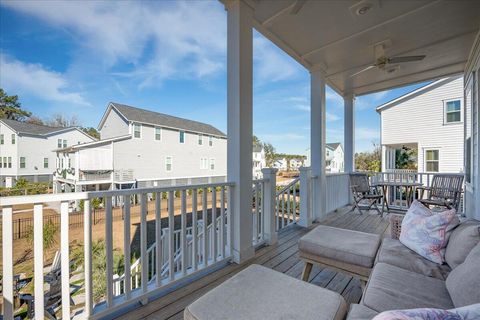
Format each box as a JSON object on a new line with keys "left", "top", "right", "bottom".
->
{"left": 356, "top": 4, "right": 373, "bottom": 15}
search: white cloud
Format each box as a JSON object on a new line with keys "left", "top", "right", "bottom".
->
{"left": 371, "top": 91, "right": 389, "bottom": 100}
{"left": 0, "top": 54, "right": 89, "bottom": 106}
{"left": 261, "top": 133, "right": 306, "bottom": 142}
{"left": 356, "top": 127, "right": 379, "bottom": 141}
{"left": 3, "top": 1, "right": 227, "bottom": 86}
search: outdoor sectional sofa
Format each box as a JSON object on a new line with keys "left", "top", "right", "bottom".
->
{"left": 184, "top": 217, "right": 480, "bottom": 320}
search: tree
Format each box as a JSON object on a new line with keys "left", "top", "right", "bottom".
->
{"left": 252, "top": 135, "right": 262, "bottom": 148}
{"left": 395, "top": 147, "right": 417, "bottom": 170}
{"left": 83, "top": 127, "right": 100, "bottom": 139}
{"left": 46, "top": 113, "right": 81, "bottom": 127}
{"left": 355, "top": 142, "right": 381, "bottom": 172}
{"left": 0, "top": 88, "right": 31, "bottom": 121}
{"left": 263, "top": 142, "right": 276, "bottom": 167}
{"left": 26, "top": 116, "right": 44, "bottom": 125}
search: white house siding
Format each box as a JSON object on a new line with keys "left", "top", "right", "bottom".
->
{"left": 380, "top": 76, "right": 464, "bottom": 173}
{"left": 0, "top": 124, "right": 18, "bottom": 187}
{"left": 100, "top": 107, "right": 129, "bottom": 139}
{"left": 0, "top": 124, "right": 94, "bottom": 187}
{"left": 112, "top": 124, "right": 227, "bottom": 186}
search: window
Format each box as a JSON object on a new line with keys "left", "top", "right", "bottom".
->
{"left": 133, "top": 123, "right": 141, "bottom": 138}
{"left": 425, "top": 149, "right": 439, "bottom": 172}
{"left": 200, "top": 157, "right": 208, "bottom": 169}
{"left": 165, "top": 156, "right": 172, "bottom": 172}
{"left": 0, "top": 134, "right": 3, "bottom": 144}
{"left": 3, "top": 157, "right": 6, "bottom": 168}
{"left": 68, "top": 158, "right": 71, "bottom": 168}
{"left": 209, "top": 136, "right": 213, "bottom": 146}
{"left": 58, "top": 139, "right": 62, "bottom": 148}
{"left": 20, "top": 157, "right": 26, "bottom": 169}
{"left": 179, "top": 130, "right": 185, "bottom": 143}
{"left": 11, "top": 134, "right": 15, "bottom": 144}
{"left": 444, "top": 99, "right": 461, "bottom": 123}
{"left": 63, "top": 139, "right": 67, "bottom": 148}
{"left": 210, "top": 158, "right": 215, "bottom": 170}
{"left": 8, "top": 157, "right": 12, "bottom": 168}
{"left": 155, "top": 127, "right": 162, "bottom": 141}
{"left": 44, "top": 158, "right": 49, "bottom": 168}
{"left": 198, "top": 134, "right": 203, "bottom": 145}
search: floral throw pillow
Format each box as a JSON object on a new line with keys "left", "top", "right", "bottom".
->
{"left": 399, "top": 200, "right": 459, "bottom": 264}
{"left": 372, "top": 304, "right": 480, "bottom": 320}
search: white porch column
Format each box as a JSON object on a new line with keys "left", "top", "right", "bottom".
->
{"left": 310, "top": 69, "right": 327, "bottom": 221}
{"left": 226, "top": 0, "right": 255, "bottom": 263}
{"left": 381, "top": 145, "right": 388, "bottom": 172}
{"left": 344, "top": 94, "right": 355, "bottom": 173}
{"left": 261, "top": 168, "right": 278, "bottom": 245}
{"left": 298, "top": 166, "right": 312, "bottom": 227}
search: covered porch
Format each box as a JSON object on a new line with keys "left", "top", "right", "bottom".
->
{"left": 1, "top": 1, "right": 480, "bottom": 319}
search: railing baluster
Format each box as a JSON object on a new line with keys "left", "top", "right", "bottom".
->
{"left": 260, "top": 182, "right": 265, "bottom": 240}
{"left": 2, "top": 206, "right": 14, "bottom": 319}
{"left": 192, "top": 189, "right": 198, "bottom": 271}
{"left": 287, "top": 188, "right": 291, "bottom": 226}
{"left": 105, "top": 196, "right": 114, "bottom": 307}
{"left": 34, "top": 203, "right": 44, "bottom": 319}
{"left": 202, "top": 188, "right": 208, "bottom": 266}
{"left": 84, "top": 200, "right": 93, "bottom": 316}
{"left": 181, "top": 190, "right": 187, "bottom": 276}
{"left": 140, "top": 194, "right": 148, "bottom": 293}
{"left": 212, "top": 187, "right": 218, "bottom": 262}
{"left": 282, "top": 191, "right": 286, "bottom": 228}
{"left": 155, "top": 192, "right": 162, "bottom": 286}
{"left": 275, "top": 195, "right": 280, "bottom": 231}
{"left": 168, "top": 191, "right": 175, "bottom": 280}
{"left": 253, "top": 183, "right": 259, "bottom": 244}
{"left": 227, "top": 186, "right": 233, "bottom": 257}
{"left": 60, "top": 201, "right": 71, "bottom": 319}
{"left": 220, "top": 186, "right": 225, "bottom": 259}
{"left": 124, "top": 196, "right": 132, "bottom": 297}
{"left": 293, "top": 182, "right": 297, "bottom": 223}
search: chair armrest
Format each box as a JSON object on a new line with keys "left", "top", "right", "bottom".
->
{"left": 389, "top": 213, "right": 405, "bottom": 240}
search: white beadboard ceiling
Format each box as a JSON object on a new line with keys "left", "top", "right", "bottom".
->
{"left": 234, "top": 0, "right": 480, "bottom": 96}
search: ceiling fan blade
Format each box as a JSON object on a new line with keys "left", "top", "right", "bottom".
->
{"left": 350, "top": 65, "right": 376, "bottom": 78}
{"left": 387, "top": 55, "right": 426, "bottom": 64}
{"left": 290, "top": 0, "right": 307, "bottom": 15}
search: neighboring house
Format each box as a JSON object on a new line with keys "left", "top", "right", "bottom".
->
{"left": 289, "top": 158, "right": 304, "bottom": 170}
{"left": 272, "top": 158, "right": 287, "bottom": 171}
{"left": 0, "top": 119, "right": 95, "bottom": 188}
{"left": 305, "top": 143, "right": 344, "bottom": 172}
{"left": 377, "top": 76, "right": 465, "bottom": 173}
{"left": 252, "top": 145, "right": 266, "bottom": 179}
{"left": 53, "top": 102, "right": 227, "bottom": 193}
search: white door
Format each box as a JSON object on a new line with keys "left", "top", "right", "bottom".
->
{"left": 5, "top": 177, "right": 13, "bottom": 188}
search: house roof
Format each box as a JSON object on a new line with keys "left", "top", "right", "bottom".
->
{"left": 326, "top": 142, "right": 342, "bottom": 150}
{"left": 103, "top": 102, "right": 226, "bottom": 138}
{"left": 376, "top": 76, "right": 461, "bottom": 113}
{"left": 0, "top": 118, "right": 87, "bottom": 137}
{"left": 253, "top": 145, "right": 263, "bottom": 153}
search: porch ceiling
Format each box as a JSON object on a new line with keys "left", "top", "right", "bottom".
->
{"left": 246, "top": 0, "right": 480, "bottom": 96}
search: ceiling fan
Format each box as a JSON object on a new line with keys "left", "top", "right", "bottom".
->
{"left": 350, "top": 42, "right": 426, "bottom": 78}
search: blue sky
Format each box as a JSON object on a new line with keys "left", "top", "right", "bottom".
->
{"left": 0, "top": 0, "right": 427, "bottom": 154}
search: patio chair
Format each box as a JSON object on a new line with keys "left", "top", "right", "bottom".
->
{"left": 349, "top": 173, "right": 383, "bottom": 215}
{"left": 417, "top": 174, "right": 464, "bottom": 211}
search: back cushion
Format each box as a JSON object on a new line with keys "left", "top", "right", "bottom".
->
{"left": 446, "top": 242, "right": 480, "bottom": 307}
{"left": 445, "top": 220, "right": 480, "bottom": 269}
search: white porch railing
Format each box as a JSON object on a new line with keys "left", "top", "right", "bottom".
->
{"left": 325, "top": 173, "right": 351, "bottom": 214}
{"left": 252, "top": 178, "right": 267, "bottom": 246}
{"left": 0, "top": 182, "right": 233, "bottom": 320}
{"left": 275, "top": 177, "right": 300, "bottom": 231}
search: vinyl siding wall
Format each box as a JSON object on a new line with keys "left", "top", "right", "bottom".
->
{"left": 381, "top": 76, "right": 465, "bottom": 173}
{"left": 100, "top": 107, "right": 129, "bottom": 139}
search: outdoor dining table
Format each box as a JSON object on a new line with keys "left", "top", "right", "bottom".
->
{"left": 372, "top": 181, "right": 423, "bottom": 213}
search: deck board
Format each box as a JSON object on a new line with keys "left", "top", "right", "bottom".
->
{"left": 117, "top": 206, "right": 389, "bottom": 320}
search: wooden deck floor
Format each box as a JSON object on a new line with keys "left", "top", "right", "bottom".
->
{"left": 118, "top": 206, "right": 390, "bottom": 320}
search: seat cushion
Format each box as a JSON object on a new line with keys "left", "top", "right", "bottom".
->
{"left": 446, "top": 242, "right": 480, "bottom": 307}
{"left": 399, "top": 200, "right": 459, "bottom": 264}
{"left": 346, "top": 304, "right": 378, "bottom": 320}
{"left": 184, "top": 264, "right": 347, "bottom": 320}
{"left": 298, "top": 225, "right": 381, "bottom": 268}
{"left": 376, "top": 238, "right": 451, "bottom": 279}
{"left": 362, "top": 263, "right": 454, "bottom": 312}
{"left": 445, "top": 220, "right": 480, "bottom": 269}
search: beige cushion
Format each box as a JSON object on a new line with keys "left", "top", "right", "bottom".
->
{"left": 346, "top": 304, "right": 378, "bottom": 320}
{"left": 362, "top": 263, "right": 454, "bottom": 312}
{"left": 184, "top": 264, "right": 347, "bottom": 320}
{"left": 446, "top": 242, "right": 480, "bottom": 307}
{"left": 445, "top": 220, "right": 480, "bottom": 269}
{"left": 298, "top": 225, "right": 381, "bottom": 268}
{"left": 376, "top": 238, "right": 451, "bottom": 279}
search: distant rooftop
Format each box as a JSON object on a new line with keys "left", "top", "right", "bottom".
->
{"left": 0, "top": 118, "right": 78, "bottom": 136}
{"left": 109, "top": 102, "right": 226, "bottom": 138}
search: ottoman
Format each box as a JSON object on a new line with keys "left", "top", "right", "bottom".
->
{"left": 184, "top": 264, "right": 347, "bottom": 320}
{"left": 298, "top": 225, "right": 381, "bottom": 285}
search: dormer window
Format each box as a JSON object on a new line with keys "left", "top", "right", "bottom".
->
{"left": 133, "top": 123, "right": 141, "bottom": 138}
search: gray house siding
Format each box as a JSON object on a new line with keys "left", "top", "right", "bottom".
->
{"left": 99, "top": 107, "right": 129, "bottom": 139}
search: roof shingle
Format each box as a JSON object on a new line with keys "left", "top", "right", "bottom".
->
{"left": 111, "top": 102, "right": 226, "bottom": 137}
{"left": 0, "top": 118, "right": 73, "bottom": 136}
